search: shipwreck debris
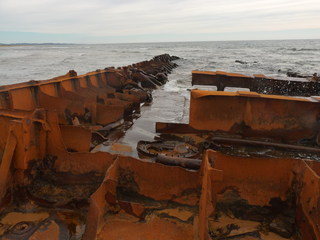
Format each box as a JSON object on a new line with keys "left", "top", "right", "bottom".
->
{"left": 137, "top": 140, "right": 199, "bottom": 158}
{"left": 154, "top": 154, "right": 202, "bottom": 170}
{"left": 0, "top": 54, "right": 182, "bottom": 239}
{"left": 0, "top": 55, "right": 320, "bottom": 240}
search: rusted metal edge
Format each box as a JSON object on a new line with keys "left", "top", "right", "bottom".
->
{"left": 156, "top": 122, "right": 209, "bottom": 134}
{"left": 192, "top": 70, "right": 320, "bottom": 96}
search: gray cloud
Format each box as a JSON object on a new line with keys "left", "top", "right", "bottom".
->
{"left": 0, "top": 0, "right": 319, "bottom": 42}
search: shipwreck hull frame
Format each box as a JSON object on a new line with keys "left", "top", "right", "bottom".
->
{"left": 0, "top": 58, "right": 319, "bottom": 239}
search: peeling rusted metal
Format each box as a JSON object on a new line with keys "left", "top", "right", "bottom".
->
{"left": 210, "top": 136, "right": 320, "bottom": 153}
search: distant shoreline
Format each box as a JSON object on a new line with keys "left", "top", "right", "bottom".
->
{"left": 0, "top": 43, "right": 75, "bottom": 46}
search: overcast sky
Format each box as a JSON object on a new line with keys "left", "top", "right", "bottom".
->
{"left": 1, "top": 0, "right": 320, "bottom": 43}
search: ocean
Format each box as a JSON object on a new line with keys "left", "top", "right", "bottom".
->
{"left": 1, "top": 39, "right": 320, "bottom": 89}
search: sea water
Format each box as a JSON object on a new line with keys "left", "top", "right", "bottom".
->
{"left": 1, "top": 39, "right": 320, "bottom": 88}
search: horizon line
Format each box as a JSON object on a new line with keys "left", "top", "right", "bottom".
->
{"left": 1, "top": 38, "right": 320, "bottom": 45}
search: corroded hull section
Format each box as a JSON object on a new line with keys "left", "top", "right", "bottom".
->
{"left": 0, "top": 57, "right": 319, "bottom": 240}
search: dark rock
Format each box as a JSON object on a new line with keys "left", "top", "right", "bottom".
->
{"left": 170, "top": 55, "right": 180, "bottom": 61}
{"left": 68, "top": 70, "right": 77, "bottom": 77}
{"left": 156, "top": 72, "right": 168, "bottom": 83}
{"left": 235, "top": 60, "right": 247, "bottom": 64}
{"left": 286, "top": 71, "right": 308, "bottom": 78}
{"left": 311, "top": 73, "right": 319, "bottom": 82}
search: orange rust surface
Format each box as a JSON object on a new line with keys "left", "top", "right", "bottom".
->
{"left": 97, "top": 215, "right": 195, "bottom": 240}
{"left": 0, "top": 54, "right": 178, "bottom": 203}
{"left": 189, "top": 90, "right": 320, "bottom": 143}
{"left": 0, "top": 133, "right": 17, "bottom": 199}
{"left": 215, "top": 70, "right": 253, "bottom": 78}
{"left": 80, "top": 149, "right": 320, "bottom": 240}
{"left": 192, "top": 70, "right": 217, "bottom": 76}
{"left": 60, "top": 125, "right": 92, "bottom": 152}
{"left": 203, "top": 150, "right": 320, "bottom": 240}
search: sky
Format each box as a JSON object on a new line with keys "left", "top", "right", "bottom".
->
{"left": 0, "top": 0, "right": 320, "bottom": 43}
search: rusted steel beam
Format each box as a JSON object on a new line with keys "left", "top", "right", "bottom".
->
{"left": 189, "top": 90, "right": 320, "bottom": 144}
{"left": 154, "top": 154, "right": 202, "bottom": 169}
{"left": 192, "top": 70, "right": 320, "bottom": 96}
{"left": 156, "top": 122, "right": 208, "bottom": 134}
{"left": 210, "top": 137, "right": 320, "bottom": 153}
{"left": 0, "top": 132, "right": 17, "bottom": 199}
